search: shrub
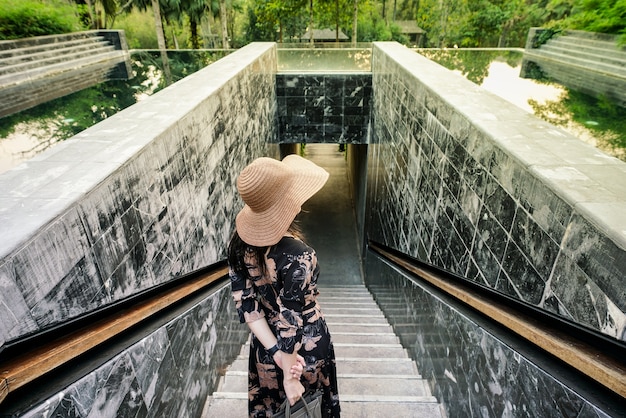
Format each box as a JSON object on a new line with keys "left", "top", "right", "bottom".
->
{"left": 0, "top": 0, "right": 84, "bottom": 40}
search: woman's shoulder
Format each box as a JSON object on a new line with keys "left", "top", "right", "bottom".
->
{"left": 276, "top": 236, "right": 315, "bottom": 255}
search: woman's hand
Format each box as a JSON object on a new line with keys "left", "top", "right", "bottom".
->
{"left": 274, "top": 352, "right": 306, "bottom": 379}
{"left": 283, "top": 375, "right": 305, "bottom": 406}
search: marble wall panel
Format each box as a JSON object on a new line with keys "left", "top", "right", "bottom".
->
{"left": 11, "top": 284, "right": 247, "bottom": 417}
{"left": 367, "top": 42, "right": 626, "bottom": 342}
{"left": 276, "top": 74, "right": 371, "bottom": 144}
{"left": 365, "top": 253, "right": 617, "bottom": 417}
{"left": 0, "top": 43, "right": 278, "bottom": 349}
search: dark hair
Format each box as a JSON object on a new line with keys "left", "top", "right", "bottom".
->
{"left": 227, "top": 222, "right": 304, "bottom": 281}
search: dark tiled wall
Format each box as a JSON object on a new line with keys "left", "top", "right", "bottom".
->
{"left": 276, "top": 74, "right": 371, "bottom": 143}
{"left": 5, "top": 284, "right": 248, "bottom": 417}
{"left": 365, "top": 254, "right": 616, "bottom": 418}
{"left": 0, "top": 42, "right": 277, "bottom": 417}
{"left": 0, "top": 43, "right": 278, "bottom": 348}
{"left": 367, "top": 43, "right": 626, "bottom": 343}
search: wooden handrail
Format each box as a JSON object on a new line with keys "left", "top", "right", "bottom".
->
{"left": 371, "top": 243, "right": 626, "bottom": 399}
{"left": 0, "top": 266, "right": 228, "bottom": 405}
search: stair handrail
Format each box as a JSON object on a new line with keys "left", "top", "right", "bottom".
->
{"left": 369, "top": 241, "right": 626, "bottom": 399}
{"left": 0, "top": 261, "right": 229, "bottom": 406}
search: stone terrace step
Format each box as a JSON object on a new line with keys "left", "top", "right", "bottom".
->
{"left": 0, "top": 37, "right": 108, "bottom": 61}
{"left": 203, "top": 284, "right": 443, "bottom": 417}
{"left": 0, "top": 44, "right": 117, "bottom": 77}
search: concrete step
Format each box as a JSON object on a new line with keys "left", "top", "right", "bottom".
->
{"left": 330, "top": 331, "right": 399, "bottom": 344}
{"left": 0, "top": 45, "right": 117, "bottom": 76}
{"left": 204, "top": 395, "right": 443, "bottom": 418}
{"left": 219, "top": 370, "right": 431, "bottom": 397}
{"left": 542, "top": 43, "right": 626, "bottom": 67}
{"left": 547, "top": 35, "right": 626, "bottom": 54}
{"left": 0, "top": 37, "right": 108, "bottom": 63}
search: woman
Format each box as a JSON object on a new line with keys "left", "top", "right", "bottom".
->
{"left": 228, "top": 154, "right": 341, "bottom": 417}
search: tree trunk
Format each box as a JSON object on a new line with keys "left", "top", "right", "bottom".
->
{"left": 335, "top": 0, "right": 339, "bottom": 42}
{"left": 309, "top": 0, "right": 314, "bottom": 46}
{"left": 152, "top": 0, "right": 172, "bottom": 85}
{"left": 85, "top": 0, "right": 97, "bottom": 29}
{"left": 352, "top": 0, "right": 358, "bottom": 47}
{"left": 190, "top": 19, "right": 200, "bottom": 49}
{"left": 219, "top": 0, "right": 230, "bottom": 49}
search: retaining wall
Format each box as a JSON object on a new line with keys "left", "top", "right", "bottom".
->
{"left": 367, "top": 42, "right": 626, "bottom": 343}
{"left": 0, "top": 41, "right": 278, "bottom": 416}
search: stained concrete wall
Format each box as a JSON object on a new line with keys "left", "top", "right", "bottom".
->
{"left": 0, "top": 43, "right": 279, "bottom": 349}
{"left": 366, "top": 42, "right": 626, "bottom": 343}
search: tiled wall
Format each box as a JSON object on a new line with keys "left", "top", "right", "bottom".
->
{"left": 4, "top": 284, "right": 248, "bottom": 417}
{"left": 276, "top": 74, "right": 371, "bottom": 144}
{"left": 0, "top": 42, "right": 278, "bottom": 349}
{"left": 367, "top": 42, "right": 626, "bottom": 343}
{"left": 0, "top": 42, "right": 278, "bottom": 416}
{"left": 365, "top": 254, "right": 618, "bottom": 417}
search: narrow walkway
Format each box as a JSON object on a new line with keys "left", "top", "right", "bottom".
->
{"left": 204, "top": 145, "right": 443, "bottom": 416}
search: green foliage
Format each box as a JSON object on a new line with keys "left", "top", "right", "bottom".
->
{"left": 0, "top": 0, "right": 84, "bottom": 40}
{"left": 113, "top": 8, "right": 159, "bottom": 48}
{"left": 357, "top": 15, "right": 407, "bottom": 42}
{"left": 565, "top": 0, "right": 626, "bottom": 33}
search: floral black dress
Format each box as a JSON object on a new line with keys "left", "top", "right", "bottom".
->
{"left": 229, "top": 236, "right": 341, "bottom": 418}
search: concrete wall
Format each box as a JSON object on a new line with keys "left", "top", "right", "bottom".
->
{"left": 520, "top": 29, "right": 626, "bottom": 108}
{"left": 3, "top": 284, "right": 248, "bottom": 417}
{"left": 0, "top": 42, "right": 278, "bottom": 349}
{"left": 366, "top": 42, "right": 626, "bottom": 343}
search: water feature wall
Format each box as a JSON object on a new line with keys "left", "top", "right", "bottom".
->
{"left": 276, "top": 74, "right": 371, "bottom": 144}
{"left": 0, "top": 42, "right": 278, "bottom": 352}
{"left": 0, "top": 30, "right": 133, "bottom": 117}
{"left": 365, "top": 42, "right": 626, "bottom": 413}
{"left": 367, "top": 42, "right": 626, "bottom": 344}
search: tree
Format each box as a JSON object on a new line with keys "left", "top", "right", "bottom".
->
{"left": 219, "top": 0, "right": 229, "bottom": 48}
{"left": 151, "top": 0, "right": 173, "bottom": 84}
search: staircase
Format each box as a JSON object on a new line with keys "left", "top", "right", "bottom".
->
{"left": 0, "top": 30, "right": 132, "bottom": 117}
{"left": 521, "top": 29, "right": 626, "bottom": 107}
{"left": 204, "top": 284, "right": 444, "bottom": 417}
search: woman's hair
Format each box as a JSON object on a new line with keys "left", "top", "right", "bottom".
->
{"left": 228, "top": 222, "right": 303, "bottom": 281}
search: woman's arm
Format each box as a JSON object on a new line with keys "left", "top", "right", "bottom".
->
{"left": 247, "top": 319, "right": 305, "bottom": 380}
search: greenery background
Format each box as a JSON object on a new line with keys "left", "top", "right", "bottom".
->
{"left": 0, "top": 0, "right": 624, "bottom": 163}
{"left": 1, "top": 0, "right": 625, "bottom": 48}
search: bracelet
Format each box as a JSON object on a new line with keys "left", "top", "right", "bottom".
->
{"left": 267, "top": 344, "right": 280, "bottom": 357}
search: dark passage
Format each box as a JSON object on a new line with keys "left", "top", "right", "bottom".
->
{"left": 298, "top": 144, "right": 363, "bottom": 287}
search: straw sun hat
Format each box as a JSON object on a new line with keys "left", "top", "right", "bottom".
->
{"left": 235, "top": 154, "right": 329, "bottom": 247}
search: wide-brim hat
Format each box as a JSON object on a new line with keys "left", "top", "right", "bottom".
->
{"left": 235, "top": 154, "right": 329, "bottom": 247}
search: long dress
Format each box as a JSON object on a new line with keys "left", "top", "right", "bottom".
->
{"left": 229, "top": 236, "right": 341, "bottom": 418}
